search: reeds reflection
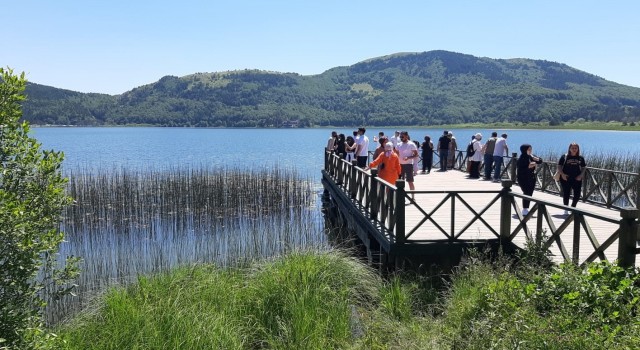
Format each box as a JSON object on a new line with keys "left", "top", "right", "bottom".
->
{"left": 51, "top": 166, "right": 326, "bottom": 324}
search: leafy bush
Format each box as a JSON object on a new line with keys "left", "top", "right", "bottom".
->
{"left": 0, "top": 68, "right": 78, "bottom": 349}
{"left": 457, "top": 260, "right": 640, "bottom": 349}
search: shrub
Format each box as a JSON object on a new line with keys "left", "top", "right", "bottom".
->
{"left": 0, "top": 68, "right": 78, "bottom": 349}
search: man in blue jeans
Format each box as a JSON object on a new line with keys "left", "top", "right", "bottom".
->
{"left": 481, "top": 132, "right": 498, "bottom": 180}
{"left": 492, "top": 133, "right": 509, "bottom": 182}
{"left": 436, "top": 130, "right": 451, "bottom": 171}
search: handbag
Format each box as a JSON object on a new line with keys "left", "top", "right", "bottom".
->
{"left": 553, "top": 153, "right": 567, "bottom": 181}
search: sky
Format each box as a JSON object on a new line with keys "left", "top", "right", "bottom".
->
{"left": 4, "top": 0, "right": 640, "bottom": 95}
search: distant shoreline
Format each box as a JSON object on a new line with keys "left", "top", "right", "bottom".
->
{"left": 30, "top": 121, "right": 640, "bottom": 132}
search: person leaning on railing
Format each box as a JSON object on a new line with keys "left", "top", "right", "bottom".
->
{"left": 365, "top": 142, "right": 401, "bottom": 185}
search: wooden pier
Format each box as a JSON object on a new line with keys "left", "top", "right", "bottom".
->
{"left": 321, "top": 151, "right": 640, "bottom": 270}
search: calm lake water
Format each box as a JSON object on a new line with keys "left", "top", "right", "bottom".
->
{"left": 31, "top": 126, "right": 639, "bottom": 323}
{"left": 34, "top": 127, "right": 640, "bottom": 179}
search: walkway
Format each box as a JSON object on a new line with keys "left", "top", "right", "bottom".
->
{"left": 404, "top": 169, "right": 627, "bottom": 265}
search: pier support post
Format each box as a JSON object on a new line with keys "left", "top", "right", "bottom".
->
{"left": 395, "top": 180, "right": 406, "bottom": 244}
{"left": 617, "top": 208, "right": 639, "bottom": 268}
{"left": 500, "top": 180, "right": 513, "bottom": 241}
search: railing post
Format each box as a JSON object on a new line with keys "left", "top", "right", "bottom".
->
{"left": 500, "top": 180, "right": 513, "bottom": 241}
{"left": 336, "top": 157, "right": 343, "bottom": 185}
{"left": 617, "top": 208, "right": 639, "bottom": 268}
{"left": 573, "top": 213, "right": 581, "bottom": 264}
{"left": 450, "top": 193, "right": 456, "bottom": 240}
{"left": 606, "top": 171, "right": 613, "bottom": 207}
{"left": 349, "top": 160, "right": 358, "bottom": 198}
{"left": 541, "top": 163, "right": 548, "bottom": 191}
{"left": 324, "top": 150, "right": 330, "bottom": 172}
{"left": 370, "top": 168, "right": 379, "bottom": 220}
{"left": 395, "top": 180, "right": 406, "bottom": 244}
{"left": 636, "top": 171, "right": 640, "bottom": 209}
{"left": 509, "top": 152, "right": 517, "bottom": 182}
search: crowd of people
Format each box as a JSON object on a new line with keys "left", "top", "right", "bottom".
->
{"left": 327, "top": 129, "right": 586, "bottom": 214}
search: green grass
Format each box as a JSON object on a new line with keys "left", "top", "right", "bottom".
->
{"left": 56, "top": 250, "right": 640, "bottom": 349}
{"left": 57, "top": 250, "right": 408, "bottom": 349}
{"left": 422, "top": 120, "right": 640, "bottom": 131}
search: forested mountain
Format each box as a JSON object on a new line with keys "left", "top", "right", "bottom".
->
{"left": 21, "top": 50, "right": 640, "bottom": 127}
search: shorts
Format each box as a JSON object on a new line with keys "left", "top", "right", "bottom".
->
{"left": 400, "top": 164, "right": 414, "bottom": 182}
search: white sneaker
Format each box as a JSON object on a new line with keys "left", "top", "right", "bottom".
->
{"left": 522, "top": 209, "right": 529, "bottom": 216}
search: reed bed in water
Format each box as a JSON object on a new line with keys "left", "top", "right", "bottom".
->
{"left": 50, "top": 166, "right": 326, "bottom": 324}
{"left": 541, "top": 149, "right": 640, "bottom": 173}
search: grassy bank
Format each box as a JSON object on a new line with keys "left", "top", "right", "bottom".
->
{"left": 56, "top": 249, "right": 640, "bottom": 349}
{"left": 432, "top": 120, "right": 640, "bottom": 131}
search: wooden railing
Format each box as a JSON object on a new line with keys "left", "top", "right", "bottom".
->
{"left": 365, "top": 148, "right": 640, "bottom": 209}
{"left": 324, "top": 151, "right": 640, "bottom": 268}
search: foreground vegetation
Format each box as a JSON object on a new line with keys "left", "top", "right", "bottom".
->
{"left": 1, "top": 68, "right": 78, "bottom": 349}
{"left": 56, "top": 249, "right": 640, "bottom": 349}
{"left": 50, "top": 166, "right": 324, "bottom": 325}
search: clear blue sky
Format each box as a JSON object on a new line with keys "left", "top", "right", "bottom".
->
{"left": 4, "top": 0, "right": 639, "bottom": 95}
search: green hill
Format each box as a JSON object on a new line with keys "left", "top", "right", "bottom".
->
{"left": 22, "top": 50, "right": 640, "bottom": 127}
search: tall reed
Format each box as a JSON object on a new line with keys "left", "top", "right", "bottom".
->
{"left": 541, "top": 149, "right": 640, "bottom": 173}
{"left": 538, "top": 149, "right": 640, "bottom": 207}
{"left": 50, "top": 166, "right": 326, "bottom": 324}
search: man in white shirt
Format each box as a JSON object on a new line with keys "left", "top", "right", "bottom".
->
{"left": 396, "top": 131, "right": 419, "bottom": 198}
{"left": 469, "top": 133, "right": 483, "bottom": 178}
{"left": 390, "top": 130, "right": 401, "bottom": 149}
{"left": 492, "top": 133, "right": 509, "bottom": 182}
{"left": 355, "top": 127, "right": 369, "bottom": 168}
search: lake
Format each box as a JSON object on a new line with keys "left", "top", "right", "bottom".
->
{"left": 31, "top": 126, "right": 639, "bottom": 323}
{"left": 34, "top": 127, "right": 640, "bottom": 179}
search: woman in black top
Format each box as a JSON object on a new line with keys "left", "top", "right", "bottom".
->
{"left": 516, "top": 144, "right": 542, "bottom": 216}
{"left": 335, "top": 133, "right": 346, "bottom": 159}
{"left": 557, "top": 142, "right": 587, "bottom": 210}
{"left": 421, "top": 136, "right": 433, "bottom": 174}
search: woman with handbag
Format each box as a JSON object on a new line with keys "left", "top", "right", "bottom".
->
{"left": 557, "top": 142, "right": 587, "bottom": 214}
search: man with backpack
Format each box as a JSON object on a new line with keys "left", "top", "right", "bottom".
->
{"left": 468, "top": 133, "right": 483, "bottom": 178}
{"left": 466, "top": 135, "right": 476, "bottom": 173}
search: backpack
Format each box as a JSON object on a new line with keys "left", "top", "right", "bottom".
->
{"left": 466, "top": 141, "right": 475, "bottom": 157}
